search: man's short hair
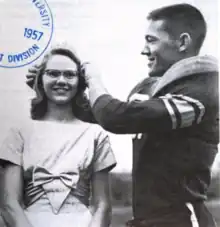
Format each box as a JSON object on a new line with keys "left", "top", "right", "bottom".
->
{"left": 147, "top": 4, "right": 207, "bottom": 51}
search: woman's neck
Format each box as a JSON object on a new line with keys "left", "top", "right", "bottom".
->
{"left": 44, "top": 101, "right": 76, "bottom": 123}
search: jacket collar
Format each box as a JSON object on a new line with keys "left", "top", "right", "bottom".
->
{"left": 152, "top": 55, "right": 218, "bottom": 96}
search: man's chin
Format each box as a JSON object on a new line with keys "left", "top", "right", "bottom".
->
{"left": 148, "top": 69, "right": 166, "bottom": 77}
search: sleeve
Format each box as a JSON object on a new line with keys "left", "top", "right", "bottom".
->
{"left": 92, "top": 75, "right": 214, "bottom": 134}
{"left": 92, "top": 127, "right": 117, "bottom": 172}
{"left": 0, "top": 127, "right": 24, "bottom": 166}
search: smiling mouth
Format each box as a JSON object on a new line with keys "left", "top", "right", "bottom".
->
{"left": 148, "top": 56, "right": 155, "bottom": 61}
{"left": 148, "top": 57, "right": 155, "bottom": 67}
{"left": 53, "top": 87, "right": 70, "bottom": 93}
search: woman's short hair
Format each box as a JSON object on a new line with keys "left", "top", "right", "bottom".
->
{"left": 30, "top": 46, "right": 95, "bottom": 122}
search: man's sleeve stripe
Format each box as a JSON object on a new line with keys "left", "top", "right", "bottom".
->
{"left": 159, "top": 94, "right": 205, "bottom": 129}
{"left": 161, "top": 98, "right": 177, "bottom": 129}
{"left": 177, "top": 95, "right": 205, "bottom": 124}
{"left": 171, "top": 98, "right": 196, "bottom": 128}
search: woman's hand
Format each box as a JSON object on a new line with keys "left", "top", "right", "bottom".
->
{"left": 89, "top": 171, "right": 112, "bottom": 227}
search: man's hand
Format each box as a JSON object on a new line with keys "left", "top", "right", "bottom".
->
{"left": 82, "top": 62, "right": 102, "bottom": 86}
{"left": 26, "top": 64, "right": 41, "bottom": 88}
{"left": 82, "top": 62, "right": 108, "bottom": 107}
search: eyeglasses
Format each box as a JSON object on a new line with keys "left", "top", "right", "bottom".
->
{"left": 45, "top": 69, "right": 78, "bottom": 79}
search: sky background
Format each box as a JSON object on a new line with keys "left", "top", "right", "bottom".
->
{"left": 0, "top": 0, "right": 218, "bottom": 172}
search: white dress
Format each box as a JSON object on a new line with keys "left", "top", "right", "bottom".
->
{"left": 0, "top": 119, "right": 116, "bottom": 227}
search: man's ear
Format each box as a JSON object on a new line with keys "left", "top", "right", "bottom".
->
{"left": 179, "top": 33, "right": 192, "bottom": 52}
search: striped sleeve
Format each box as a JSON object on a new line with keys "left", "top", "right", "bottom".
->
{"left": 159, "top": 94, "right": 205, "bottom": 130}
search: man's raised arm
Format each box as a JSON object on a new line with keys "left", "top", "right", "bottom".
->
{"left": 85, "top": 64, "right": 206, "bottom": 134}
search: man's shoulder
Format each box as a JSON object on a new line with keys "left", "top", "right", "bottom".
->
{"left": 128, "top": 77, "right": 159, "bottom": 99}
{"left": 169, "top": 70, "right": 218, "bottom": 93}
{"left": 152, "top": 55, "right": 218, "bottom": 96}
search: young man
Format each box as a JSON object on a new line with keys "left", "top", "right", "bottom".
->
{"left": 83, "top": 4, "right": 219, "bottom": 227}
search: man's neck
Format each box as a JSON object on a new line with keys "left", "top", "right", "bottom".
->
{"left": 149, "top": 70, "right": 166, "bottom": 78}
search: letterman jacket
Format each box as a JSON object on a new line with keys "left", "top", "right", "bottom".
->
{"left": 92, "top": 55, "right": 219, "bottom": 219}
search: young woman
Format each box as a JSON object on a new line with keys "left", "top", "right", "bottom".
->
{"left": 0, "top": 46, "right": 116, "bottom": 227}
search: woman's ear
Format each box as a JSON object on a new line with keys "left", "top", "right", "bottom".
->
{"left": 179, "top": 33, "right": 192, "bottom": 52}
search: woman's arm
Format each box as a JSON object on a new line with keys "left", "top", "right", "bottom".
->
{"left": 0, "top": 162, "right": 33, "bottom": 227}
{"left": 89, "top": 170, "right": 112, "bottom": 227}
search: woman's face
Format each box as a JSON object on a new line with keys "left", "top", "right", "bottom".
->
{"left": 42, "top": 55, "right": 79, "bottom": 105}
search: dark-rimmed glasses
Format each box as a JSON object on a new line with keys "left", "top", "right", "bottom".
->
{"left": 45, "top": 69, "right": 78, "bottom": 79}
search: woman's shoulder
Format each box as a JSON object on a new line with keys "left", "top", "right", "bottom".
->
{"left": 85, "top": 123, "right": 109, "bottom": 141}
{"left": 4, "top": 117, "right": 37, "bottom": 138}
{"left": 76, "top": 121, "right": 108, "bottom": 139}
{"left": 85, "top": 123, "right": 105, "bottom": 133}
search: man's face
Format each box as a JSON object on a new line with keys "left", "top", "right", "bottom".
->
{"left": 142, "top": 19, "right": 182, "bottom": 77}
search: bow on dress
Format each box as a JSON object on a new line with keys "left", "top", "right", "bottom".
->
{"left": 27, "top": 166, "right": 80, "bottom": 214}
{"left": 33, "top": 167, "right": 79, "bottom": 188}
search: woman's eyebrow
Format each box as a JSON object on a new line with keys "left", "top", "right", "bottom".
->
{"left": 44, "top": 69, "right": 77, "bottom": 71}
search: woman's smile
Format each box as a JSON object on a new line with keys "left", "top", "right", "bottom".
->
{"left": 52, "top": 86, "right": 70, "bottom": 94}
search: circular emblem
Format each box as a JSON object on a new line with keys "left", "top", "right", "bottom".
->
{"left": 0, "top": 0, "right": 54, "bottom": 68}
